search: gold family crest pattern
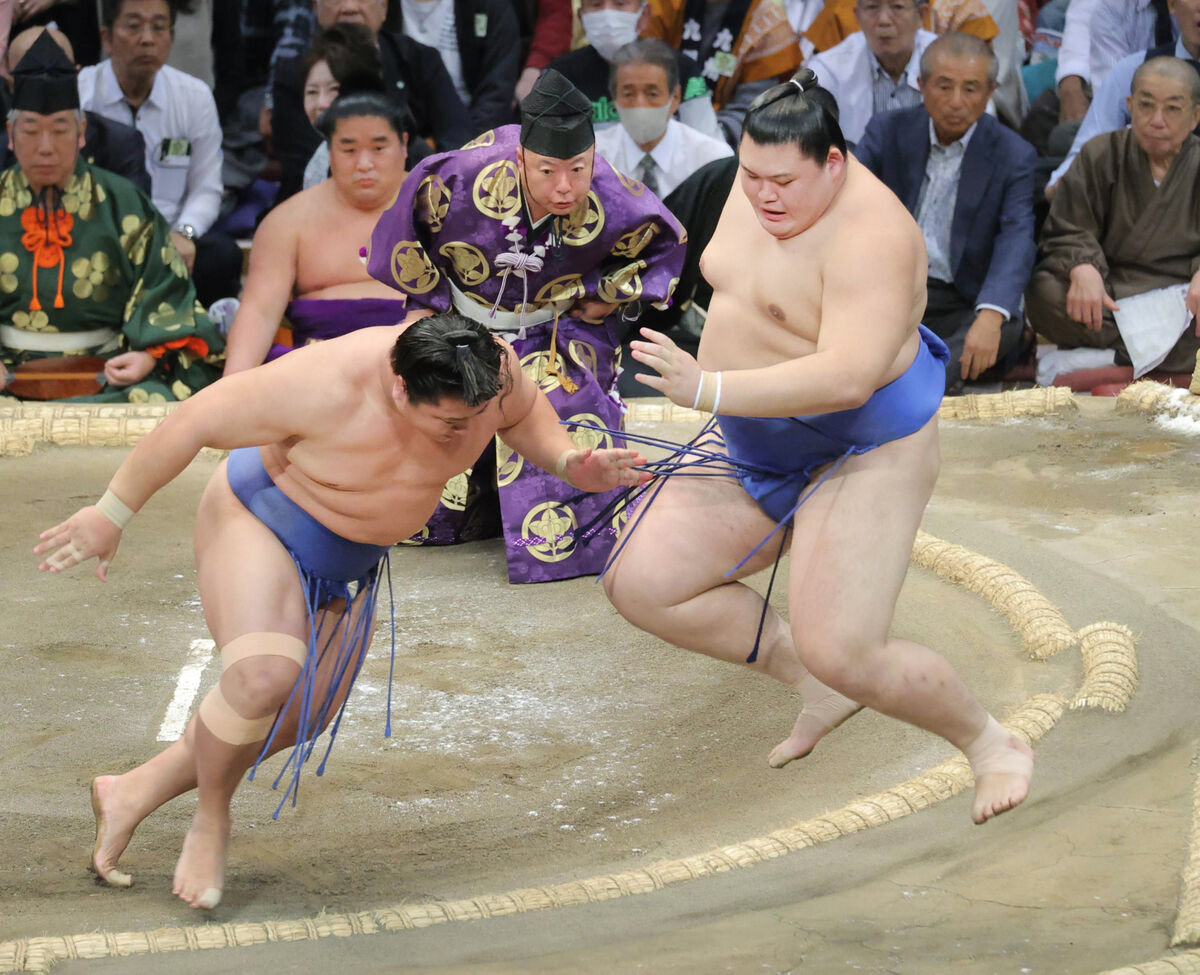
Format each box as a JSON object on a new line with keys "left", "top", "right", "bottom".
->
{"left": 390, "top": 240, "right": 440, "bottom": 294}
{"left": 472, "top": 159, "right": 521, "bottom": 220}
{"left": 416, "top": 175, "right": 451, "bottom": 233}
{"left": 521, "top": 501, "right": 578, "bottom": 563}
{"left": 438, "top": 241, "right": 490, "bottom": 287}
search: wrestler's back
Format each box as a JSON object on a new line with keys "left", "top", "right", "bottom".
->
{"left": 257, "top": 328, "right": 503, "bottom": 545}
{"left": 285, "top": 182, "right": 403, "bottom": 301}
{"left": 698, "top": 158, "right": 927, "bottom": 387}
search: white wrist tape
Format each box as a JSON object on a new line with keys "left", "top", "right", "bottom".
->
{"left": 555, "top": 449, "right": 575, "bottom": 479}
{"left": 96, "top": 489, "right": 135, "bottom": 530}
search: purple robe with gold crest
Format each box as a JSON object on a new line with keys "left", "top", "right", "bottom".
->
{"left": 367, "top": 124, "right": 686, "bottom": 583}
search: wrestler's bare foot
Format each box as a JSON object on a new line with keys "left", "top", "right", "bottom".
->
{"left": 90, "top": 776, "right": 136, "bottom": 887}
{"left": 173, "top": 810, "right": 229, "bottom": 909}
{"left": 768, "top": 674, "right": 863, "bottom": 769}
{"left": 965, "top": 715, "right": 1035, "bottom": 824}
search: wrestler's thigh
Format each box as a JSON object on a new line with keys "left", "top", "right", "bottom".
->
{"left": 605, "top": 457, "right": 784, "bottom": 607}
{"left": 787, "top": 419, "right": 940, "bottom": 651}
{"left": 193, "top": 460, "right": 309, "bottom": 647}
{"left": 312, "top": 590, "right": 378, "bottom": 714}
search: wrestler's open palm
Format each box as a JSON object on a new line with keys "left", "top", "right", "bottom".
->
{"left": 629, "top": 327, "right": 701, "bottom": 408}
{"left": 34, "top": 507, "right": 121, "bottom": 581}
{"left": 564, "top": 448, "right": 652, "bottom": 493}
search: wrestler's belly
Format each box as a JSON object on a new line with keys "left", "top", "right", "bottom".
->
{"left": 698, "top": 293, "right": 819, "bottom": 371}
{"left": 270, "top": 475, "right": 445, "bottom": 546}
{"left": 298, "top": 279, "right": 404, "bottom": 302}
{"left": 700, "top": 294, "right": 921, "bottom": 389}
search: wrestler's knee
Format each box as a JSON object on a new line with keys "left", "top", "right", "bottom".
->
{"left": 220, "top": 656, "right": 300, "bottom": 717}
{"left": 602, "top": 559, "right": 668, "bottom": 627}
{"left": 791, "top": 633, "right": 874, "bottom": 700}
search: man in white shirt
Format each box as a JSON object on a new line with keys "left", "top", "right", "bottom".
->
{"left": 79, "top": 0, "right": 242, "bottom": 307}
{"left": 1055, "top": 0, "right": 1171, "bottom": 124}
{"left": 596, "top": 39, "right": 734, "bottom": 396}
{"left": 804, "top": 0, "right": 937, "bottom": 145}
{"left": 595, "top": 38, "right": 733, "bottom": 199}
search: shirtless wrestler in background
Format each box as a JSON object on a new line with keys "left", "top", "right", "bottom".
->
{"left": 223, "top": 92, "right": 413, "bottom": 374}
{"left": 606, "top": 71, "right": 1034, "bottom": 824}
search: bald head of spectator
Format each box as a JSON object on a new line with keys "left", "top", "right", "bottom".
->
{"left": 854, "top": 0, "right": 929, "bottom": 78}
{"left": 918, "top": 32, "right": 997, "bottom": 146}
{"left": 6, "top": 26, "right": 76, "bottom": 81}
{"left": 313, "top": 0, "right": 388, "bottom": 37}
{"left": 1128, "top": 56, "right": 1200, "bottom": 166}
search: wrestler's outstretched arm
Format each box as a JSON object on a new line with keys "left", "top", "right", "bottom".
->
{"left": 34, "top": 353, "right": 328, "bottom": 579}
{"left": 494, "top": 343, "right": 651, "bottom": 494}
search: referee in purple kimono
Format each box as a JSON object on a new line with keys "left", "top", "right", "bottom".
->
{"left": 366, "top": 69, "right": 686, "bottom": 584}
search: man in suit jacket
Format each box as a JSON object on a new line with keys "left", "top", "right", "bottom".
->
{"left": 855, "top": 31, "right": 1036, "bottom": 392}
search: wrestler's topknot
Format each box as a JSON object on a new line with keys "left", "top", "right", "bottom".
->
{"left": 742, "top": 69, "right": 846, "bottom": 163}
{"left": 390, "top": 312, "right": 508, "bottom": 408}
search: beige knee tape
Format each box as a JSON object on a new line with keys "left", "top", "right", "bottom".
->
{"left": 219, "top": 632, "right": 308, "bottom": 669}
{"left": 197, "top": 684, "right": 278, "bottom": 745}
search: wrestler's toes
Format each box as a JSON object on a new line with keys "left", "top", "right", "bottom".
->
{"left": 196, "top": 887, "right": 222, "bottom": 910}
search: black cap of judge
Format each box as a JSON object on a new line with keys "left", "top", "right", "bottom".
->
{"left": 519, "top": 69, "right": 594, "bottom": 159}
{"left": 11, "top": 30, "right": 79, "bottom": 115}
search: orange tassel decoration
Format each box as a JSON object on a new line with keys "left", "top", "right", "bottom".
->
{"left": 20, "top": 190, "right": 74, "bottom": 312}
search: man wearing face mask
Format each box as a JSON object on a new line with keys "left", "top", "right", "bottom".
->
{"left": 546, "top": 0, "right": 723, "bottom": 141}
{"left": 365, "top": 69, "right": 686, "bottom": 584}
{"left": 596, "top": 39, "right": 733, "bottom": 200}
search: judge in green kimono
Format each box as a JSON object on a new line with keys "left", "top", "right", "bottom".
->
{"left": 1027, "top": 56, "right": 1200, "bottom": 374}
{"left": 0, "top": 32, "right": 223, "bottom": 402}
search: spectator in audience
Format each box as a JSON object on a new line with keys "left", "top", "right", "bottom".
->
{"left": 1047, "top": 0, "right": 1200, "bottom": 191}
{"left": 595, "top": 38, "right": 733, "bottom": 394}
{"left": 0, "top": 33, "right": 222, "bottom": 401}
{"left": 1040, "top": 0, "right": 1174, "bottom": 151}
{"left": 296, "top": 22, "right": 386, "bottom": 189}
{"left": 0, "top": 27, "right": 151, "bottom": 192}
{"left": 595, "top": 39, "right": 732, "bottom": 197}
{"left": 1026, "top": 57, "right": 1200, "bottom": 375}
{"left": 78, "top": 0, "right": 243, "bottom": 309}
{"left": 803, "top": 0, "right": 1026, "bottom": 126}
{"left": 222, "top": 92, "right": 409, "bottom": 373}
{"left": 515, "top": 0, "right": 573, "bottom": 101}
{"left": 548, "top": 0, "right": 722, "bottom": 140}
{"left": 1053, "top": 0, "right": 1098, "bottom": 125}
{"left": 978, "top": 0, "right": 1029, "bottom": 128}
{"left": 804, "top": 0, "right": 996, "bottom": 53}
{"left": 644, "top": 0, "right": 802, "bottom": 144}
{"left": 805, "top": 0, "right": 937, "bottom": 145}
{"left": 1089, "top": 0, "right": 1177, "bottom": 86}
{"left": 389, "top": 0, "right": 520, "bottom": 132}
{"left": 271, "top": 0, "right": 474, "bottom": 204}
{"left": 855, "top": 32, "right": 1036, "bottom": 393}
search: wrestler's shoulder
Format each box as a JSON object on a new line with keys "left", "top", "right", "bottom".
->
{"left": 255, "top": 181, "right": 335, "bottom": 235}
{"left": 828, "top": 170, "right": 919, "bottom": 250}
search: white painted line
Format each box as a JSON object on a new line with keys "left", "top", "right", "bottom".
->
{"left": 156, "top": 638, "right": 215, "bottom": 741}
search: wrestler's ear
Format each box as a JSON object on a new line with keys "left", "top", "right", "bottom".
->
{"left": 825, "top": 145, "right": 846, "bottom": 180}
{"left": 392, "top": 375, "right": 409, "bottom": 405}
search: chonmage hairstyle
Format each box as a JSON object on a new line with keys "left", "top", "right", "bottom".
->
{"left": 390, "top": 312, "right": 509, "bottom": 407}
{"left": 742, "top": 68, "right": 846, "bottom": 162}
{"left": 316, "top": 90, "right": 414, "bottom": 144}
